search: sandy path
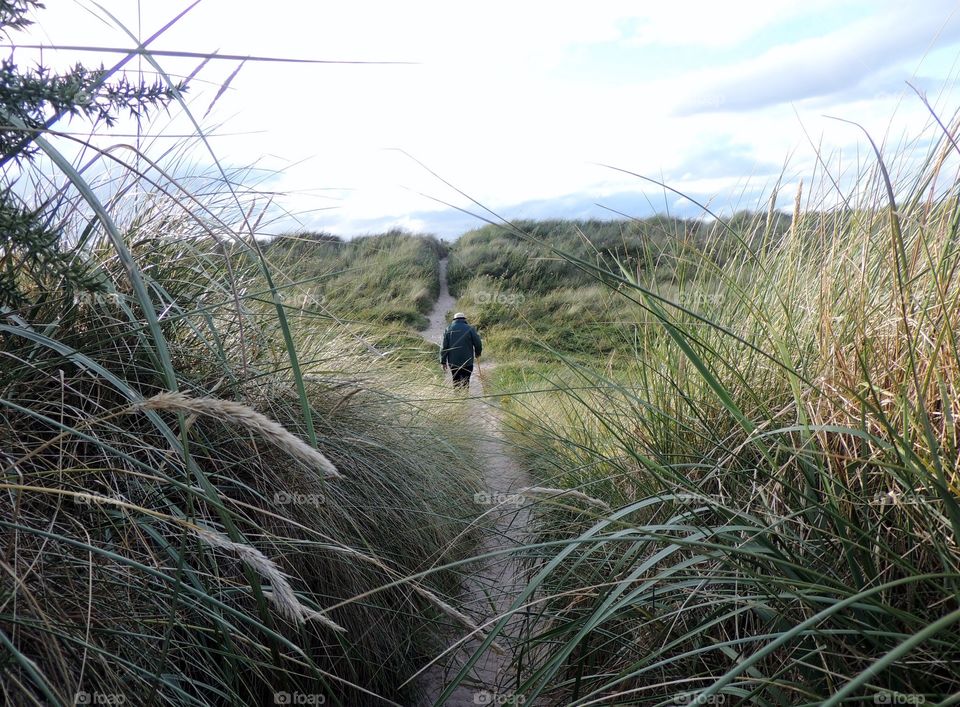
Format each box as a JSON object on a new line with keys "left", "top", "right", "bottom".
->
{"left": 418, "top": 259, "right": 533, "bottom": 707}
{"left": 420, "top": 258, "right": 457, "bottom": 347}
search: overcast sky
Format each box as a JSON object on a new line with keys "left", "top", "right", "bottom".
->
{"left": 18, "top": 1, "right": 960, "bottom": 237}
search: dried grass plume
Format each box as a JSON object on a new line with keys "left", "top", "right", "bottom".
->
{"left": 141, "top": 391, "right": 341, "bottom": 480}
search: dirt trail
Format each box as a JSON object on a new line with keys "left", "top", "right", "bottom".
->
{"left": 418, "top": 258, "right": 533, "bottom": 707}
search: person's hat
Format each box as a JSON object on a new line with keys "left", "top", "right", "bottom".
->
{"left": 453, "top": 312, "right": 466, "bottom": 320}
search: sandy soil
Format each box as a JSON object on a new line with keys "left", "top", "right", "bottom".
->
{"left": 418, "top": 259, "right": 534, "bottom": 707}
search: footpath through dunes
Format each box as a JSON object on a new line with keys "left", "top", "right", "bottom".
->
{"left": 418, "top": 258, "right": 536, "bottom": 707}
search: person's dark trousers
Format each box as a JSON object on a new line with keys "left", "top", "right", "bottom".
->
{"left": 451, "top": 364, "right": 473, "bottom": 390}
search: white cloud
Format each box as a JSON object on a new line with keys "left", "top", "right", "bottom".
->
{"left": 17, "top": 1, "right": 960, "bottom": 237}
{"left": 623, "top": 0, "right": 837, "bottom": 48}
{"left": 674, "top": 0, "right": 960, "bottom": 114}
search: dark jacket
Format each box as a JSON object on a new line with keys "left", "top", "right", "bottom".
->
{"left": 440, "top": 319, "right": 482, "bottom": 368}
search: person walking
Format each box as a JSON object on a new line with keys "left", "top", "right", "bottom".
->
{"left": 440, "top": 312, "right": 482, "bottom": 391}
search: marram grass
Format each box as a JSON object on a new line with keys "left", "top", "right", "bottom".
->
{"left": 0, "top": 37, "right": 483, "bottom": 705}
{"left": 457, "top": 114, "right": 960, "bottom": 704}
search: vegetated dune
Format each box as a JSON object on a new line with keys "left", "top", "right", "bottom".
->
{"left": 450, "top": 129, "right": 960, "bottom": 701}
{"left": 266, "top": 229, "right": 446, "bottom": 332}
{"left": 1, "top": 172, "right": 484, "bottom": 705}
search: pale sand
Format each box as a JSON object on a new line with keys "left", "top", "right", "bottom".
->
{"left": 418, "top": 258, "right": 536, "bottom": 707}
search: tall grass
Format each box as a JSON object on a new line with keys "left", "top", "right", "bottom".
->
{"left": 446, "top": 216, "right": 787, "bottom": 299}
{"left": 266, "top": 229, "right": 445, "bottom": 331}
{"left": 460, "top": 117, "right": 960, "bottom": 703}
{"left": 0, "top": 19, "right": 483, "bottom": 707}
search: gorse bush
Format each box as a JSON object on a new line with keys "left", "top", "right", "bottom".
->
{"left": 0, "top": 0, "right": 183, "bottom": 309}
{"left": 0, "top": 5, "right": 483, "bottom": 705}
{"left": 472, "top": 119, "right": 960, "bottom": 703}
